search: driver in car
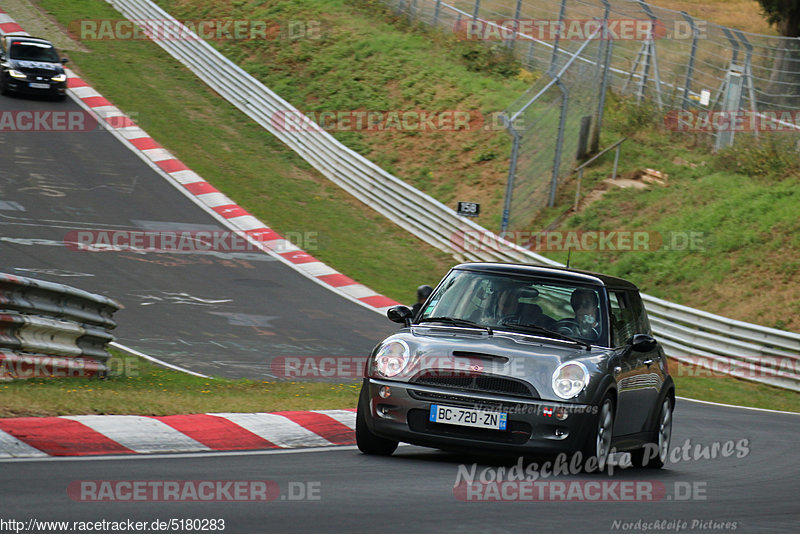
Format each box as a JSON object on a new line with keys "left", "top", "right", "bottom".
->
{"left": 570, "top": 288, "right": 601, "bottom": 340}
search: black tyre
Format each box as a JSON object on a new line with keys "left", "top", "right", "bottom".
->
{"left": 355, "top": 386, "right": 398, "bottom": 456}
{"left": 630, "top": 397, "right": 673, "bottom": 469}
{"left": 582, "top": 396, "right": 614, "bottom": 472}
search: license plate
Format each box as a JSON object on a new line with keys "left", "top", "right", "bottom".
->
{"left": 429, "top": 404, "right": 507, "bottom": 430}
{"left": 29, "top": 83, "right": 50, "bottom": 89}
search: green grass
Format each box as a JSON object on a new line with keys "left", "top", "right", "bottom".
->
{"left": 671, "top": 359, "right": 800, "bottom": 413}
{"left": 0, "top": 352, "right": 361, "bottom": 417}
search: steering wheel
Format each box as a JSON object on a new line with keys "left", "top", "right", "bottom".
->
{"left": 554, "top": 318, "right": 600, "bottom": 341}
{"left": 498, "top": 315, "right": 524, "bottom": 327}
{"left": 553, "top": 318, "right": 580, "bottom": 336}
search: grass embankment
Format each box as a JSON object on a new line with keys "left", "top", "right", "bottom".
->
{"left": 8, "top": 0, "right": 795, "bottom": 414}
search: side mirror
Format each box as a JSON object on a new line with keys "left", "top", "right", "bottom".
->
{"left": 387, "top": 305, "right": 413, "bottom": 327}
{"left": 628, "top": 333, "right": 657, "bottom": 352}
{"left": 61, "top": 58, "right": 69, "bottom": 64}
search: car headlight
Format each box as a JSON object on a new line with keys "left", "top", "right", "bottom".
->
{"left": 8, "top": 69, "right": 27, "bottom": 79}
{"left": 552, "top": 361, "right": 589, "bottom": 399}
{"left": 51, "top": 73, "right": 66, "bottom": 82}
{"left": 370, "top": 340, "right": 411, "bottom": 378}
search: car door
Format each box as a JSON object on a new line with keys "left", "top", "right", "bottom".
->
{"left": 609, "top": 289, "right": 662, "bottom": 436}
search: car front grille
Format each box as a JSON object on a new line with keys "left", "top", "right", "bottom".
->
{"left": 411, "top": 370, "right": 539, "bottom": 399}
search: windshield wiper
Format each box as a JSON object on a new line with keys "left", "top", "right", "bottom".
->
{"left": 417, "top": 317, "right": 493, "bottom": 335}
{"left": 499, "top": 322, "right": 591, "bottom": 350}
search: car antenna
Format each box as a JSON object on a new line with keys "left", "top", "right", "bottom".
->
{"left": 566, "top": 247, "right": 572, "bottom": 269}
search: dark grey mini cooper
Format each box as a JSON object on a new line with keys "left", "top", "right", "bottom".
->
{"left": 356, "top": 263, "right": 674, "bottom": 470}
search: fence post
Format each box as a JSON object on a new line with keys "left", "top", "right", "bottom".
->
{"left": 715, "top": 65, "right": 745, "bottom": 151}
{"left": 680, "top": 11, "right": 698, "bottom": 111}
{"left": 501, "top": 125, "right": 522, "bottom": 233}
{"left": 734, "top": 29, "right": 759, "bottom": 136}
{"left": 527, "top": 40, "right": 536, "bottom": 68}
{"left": 472, "top": 0, "right": 480, "bottom": 22}
{"left": 592, "top": 1, "right": 613, "bottom": 153}
{"left": 549, "top": 0, "right": 567, "bottom": 75}
{"left": 637, "top": 1, "right": 663, "bottom": 109}
{"left": 710, "top": 28, "right": 741, "bottom": 112}
{"left": 549, "top": 82, "right": 569, "bottom": 207}
{"left": 432, "top": 0, "right": 441, "bottom": 26}
{"left": 507, "top": 0, "right": 523, "bottom": 51}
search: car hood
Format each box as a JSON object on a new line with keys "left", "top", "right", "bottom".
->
{"left": 8, "top": 58, "right": 65, "bottom": 75}
{"left": 373, "top": 325, "right": 615, "bottom": 402}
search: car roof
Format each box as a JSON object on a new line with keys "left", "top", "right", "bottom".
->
{"left": 4, "top": 35, "right": 54, "bottom": 45}
{"left": 452, "top": 262, "right": 640, "bottom": 291}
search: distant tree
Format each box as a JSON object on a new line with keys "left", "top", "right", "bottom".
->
{"left": 757, "top": 0, "right": 800, "bottom": 36}
{"left": 757, "top": 1, "right": 800, "bottom": 107}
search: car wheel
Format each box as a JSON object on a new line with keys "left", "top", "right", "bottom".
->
{"left": 583, "top": 396, "right": 614, "bottom": 472}
{"left": 631, "top": 397, "right": 672, "bottom": 469}
{"left": 355, "top": 386, "right": 398, "bottom": 456}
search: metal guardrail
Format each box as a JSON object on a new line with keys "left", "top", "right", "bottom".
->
{"left": 105, "top": 0, "right": 800, "bottom": 391}
{"left": 0, "top": 273, "right": 120, "bottom": 378}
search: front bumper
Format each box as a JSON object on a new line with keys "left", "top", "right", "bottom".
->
{"left": 4, "top": 74, "right": 66, "bottom": 96}
{"left": 362, "top": 378, "right": 598, "bottom": 456}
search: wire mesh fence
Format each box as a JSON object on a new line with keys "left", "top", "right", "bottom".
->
{"left": 384, "top": 0, "right": 800, "bottom": 227}
{"left": 500, "top": 30, "right": 608, "bottom": 231}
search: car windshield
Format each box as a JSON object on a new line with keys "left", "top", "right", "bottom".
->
{"left": 418, "top": 270, "right": 609, "bottom": 346}
{"left": 8, "top": 42, "right": 60, "bottom": 62}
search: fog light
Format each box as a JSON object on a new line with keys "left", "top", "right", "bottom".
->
{"left": 379, "top": 405, "right": 390, "bottom": 416}
{"left": 554, "top": 407, "right": 568, "bottom": 420}
{"left": 379, "top": 386, "right": 392, "bottom": 399}
{"left": 554, "top": 428, "right": 567, "bottom": 438}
